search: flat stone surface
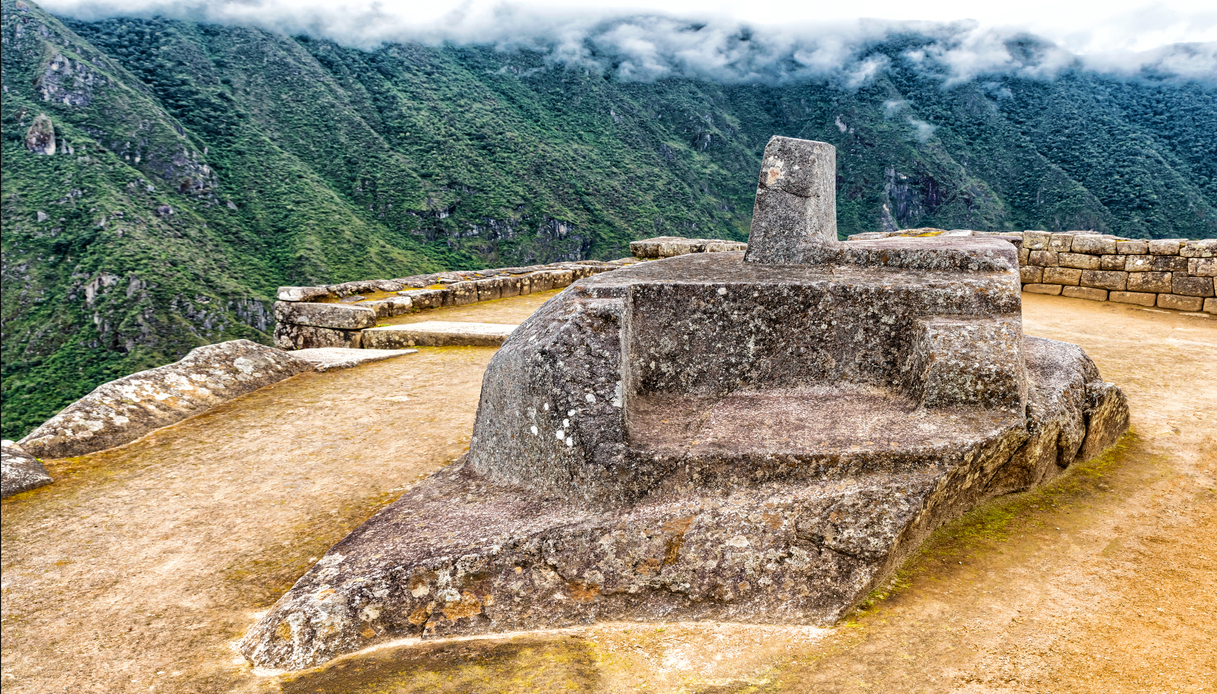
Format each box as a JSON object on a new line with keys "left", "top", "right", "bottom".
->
{"left": 274, "top": 301, "right": 376, "bottom": 330}
{"left": 19, "top": 340, "right": 313, "bottom": 459}
{"left": 291, "top": 348, "right": 418, "bottom": 372}
{"left": 362, "top": 321, "right": 518, "bottom": 348}
{"left": 1, "top": 443, "right": 52, "bottom": 498}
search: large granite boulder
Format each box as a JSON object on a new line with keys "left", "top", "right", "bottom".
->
{"left": 2, "top": 442, "right": 52, "bottom": 498}
{"left": 240, "top": 137, "right": 1128, "bottom": 671}
{"left": 19, "top": 340, "right": 313, "bottom": 459}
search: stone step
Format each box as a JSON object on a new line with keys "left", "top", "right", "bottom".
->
{"left": 361, "top": 321, "right": 518, "bottom": 348}
{"left": 291, "top": 347, "right": 418, "bottom": 372}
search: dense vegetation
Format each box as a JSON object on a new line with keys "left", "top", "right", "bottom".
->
{"left": 2, "top": 0, "right": 1215, "bottom": 438}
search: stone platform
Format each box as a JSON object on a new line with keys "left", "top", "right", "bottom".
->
{"left": 240, "top": 137, "right": 1129, "bottom": 671}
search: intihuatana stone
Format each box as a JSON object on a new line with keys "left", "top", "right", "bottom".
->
{"left": 20, "top": 340, "right": 313, "bottom": 459}
{"left": 241, "top": 137, "right": 1129, "bottom": 671}
{"left": 2, "top": 442, "right": 53, "bottom": 498}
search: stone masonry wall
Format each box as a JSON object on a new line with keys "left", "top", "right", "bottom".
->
{"left": 850, "top": 229, "right": 1216, "bottom": 315}
{"left": 1016, "top": 232, "right": 1215, "bottom": 313}
{"left": 273, "top": 259, "right": 638, "bottom": 350}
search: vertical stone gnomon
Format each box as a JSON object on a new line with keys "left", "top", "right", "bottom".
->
{"left": 744, "top": 136, "right": 839, "bottom": 264}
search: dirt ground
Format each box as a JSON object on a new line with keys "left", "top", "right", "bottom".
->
{"left": 1, "top": 291, "right": 1213, "bottom": 693}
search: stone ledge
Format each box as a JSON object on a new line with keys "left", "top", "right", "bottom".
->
{"left": 19, "top": 340, "right": 314, "bottom": 459}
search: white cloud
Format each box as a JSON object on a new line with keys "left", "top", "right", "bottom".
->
{"left": 37, "top": 0, "right": 1217, "bottom": 84}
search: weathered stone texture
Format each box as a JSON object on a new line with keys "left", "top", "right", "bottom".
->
{"left": 1126, "top": 272, "right": 1172, "bottom": 294}
{"left": 1071, "top": 235, "right": 1118, "bottom": 255}
{"left": 1172, "top": 275, "right": 1215, "bottom": 297}
{"left": 2, "top": 442, "right": 52, "bottom": 498}
{"left": 277, "top": 286, "right": 331, "bottom": 302}
{"left": 1020, "top": 266, "right": 1043, "bottom": 284}
{"left": 1099, "top": 255, "right": 1126, "bottom": 271}
{"left": 1190, "top": 258, "right": 1217, "bottom": 277}
{"left": 1059, "top": 252, "right": 1101, "bottom": 270}
{"left": 1023, "top": 283, "right": 1063, "bottom": 295}
{"left": 1080, "top": 270, "right": 1128, "bottom": 291}
{"left": 631, "top": 237, "right": 748, "bottom": 259}
{"left": 274, "top": 301, "right": 376, "bottom": 330}
{"left": 274, "top": 323, "right": 362, "bottom": 350}
{"left": 1125, "top": 255, "right": 1154, "bottom": 272}
{"left": 1043, "top": 267, "right": 1081, "bottom": 285}
{"left": 1116, "top": 240, "right": 1148, "bottom": 255}
{"left": 1157, "top": 294, "right": 1203, "bottom": 312}
{"left": 1029, "top": 250, "right": 1058, "bottom": 267}
{"left": 1109, "top": 291, "right": 1157, "bottom": 307}
{"left": 19, "top": 341, "right": 312, "bottom": 459}
{"left": 1148, "top": 239, "right": 1185, "bottom": 255}
{"left": 241, "top": 140, "right": 1128, "bottom": 672}
{"left": 1062, "top": 286, "right": 1107, "bottom": 301}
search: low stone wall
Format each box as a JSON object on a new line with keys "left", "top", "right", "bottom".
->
{"left": 273, "top": 260, "right": 638, "bottom": 350}
{"left": 850, "top": 230, "right": 1216, "bottom": 314}
{"left": 1016, "top": 233, "right": 1215, "bottom": 313}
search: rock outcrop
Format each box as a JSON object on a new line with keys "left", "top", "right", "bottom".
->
{"left": 19, "top": 340, "right": 313, "bottom": 459}
{"left": 240, "top": 137, "right": 1129, "bottom": 671}
{"left": 2, "top": 442, "right": 53, "bottom": 498}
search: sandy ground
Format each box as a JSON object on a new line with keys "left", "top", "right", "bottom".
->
{"left": 2, "top": 291, "right": 1214, "bottom": 693}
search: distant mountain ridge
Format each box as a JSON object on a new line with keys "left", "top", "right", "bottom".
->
{"left": 2, "top": 0, "right": 1215, "bottom": 438}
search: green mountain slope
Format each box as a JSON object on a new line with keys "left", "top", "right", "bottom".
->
{"left": 3, "top": 0, "right": 1215, "bottom": 438}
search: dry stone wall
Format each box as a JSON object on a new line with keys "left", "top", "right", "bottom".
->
{"left": 849, "top": 230, "right": 1216, "bottom": 315}
{"left": 1017, "top": 233, "right": 1215, "bottom": 313}
{"left": 273, "top": 260, "right": 638, "bottom": 350}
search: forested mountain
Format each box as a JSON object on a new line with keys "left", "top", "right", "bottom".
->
{"left": 2, "top": 0, "right": 1215, "bottom": 438}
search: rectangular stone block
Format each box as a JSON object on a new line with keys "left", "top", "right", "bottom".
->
{"left": 1029, "top": 250, "right": 1058, "bottom": 267}
{"left": 399, "top": 289, "right": 445, "bottom": 310}
{"left": 273, "top": 323, "right": 361, "bottom": 350}
{"left": 1080, "top": 270, "right": 1127, "bottom": 291}
{"left": 1157, "top": 294, "right": 1203, "bottom": 312}
{"left": 498, "top": 276, "right": 522, "bottom": 298}
{"left": 1126, "top": 271, "right": 1172, "bottom": 294}
{"left": 1062, "top": 286, "right": 1108, "bottom": 302}
{"left": 1019, "top": 266, "right": 1043, "bottom": 284}
{"left": 1023, "top": 283, "right": 1062, "bottom": 295}
{"left": 1099, "top": 255, "right": 1126, "bottom": 271}
{"left": 476, "top": 278, "right": 503, "bottom": 302}
{"left": 1124, "top": 255, "right": 1154, "bottom": 272}
{"left": 1206, "top": 298, "right": 1217, "bottom": 315}
{"left": 1043, "top": 267, "right": 1082, "bottom": 285}
{"left": 1071, "top": 235, "right": 1117, "bottom": 255}
{"left": 361, "top": 295, "right": 414, "bottom": 318}
{"left": 1172, "top": 275, "right": 1215, "bottom": 297}
{"left": 277, "top": 286, "right": 331, "bottom": 302}
{"left": 273, "top": 301, "right": 377, "bottom": 330}
{"left": 1116, "top": 240, "right": 1148, "bottom": 254}
{"left": 1108, "top": 291, "right": 1157, "bottom": 307}
{"left": 1148, "top": 239, "right": 1185, "bottom": 255}
{"left": 1058, "top": 253, "right": 1101, "bottom": 270}
{"left": 1048, "top": 234, "right": 1074, "bottom": 251}
{"left": 1023, "top": 231, "right": 1051, "bottom": 250}
{"left": 1188, "top": 258, "right": 1217, "bottom": 277}
{"left": 1018, "top": 247, "right": 1030, "bottom": 264}
{"left": 1180, "top": 239, "right": 1217, "bottom": 258}
{"left": 1152, "top": 255, "right": 1188, "bottom": 272}
{"left": 445, "top": 282, "right": 479, "bottom": 306}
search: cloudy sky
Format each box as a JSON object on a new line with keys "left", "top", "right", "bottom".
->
{"left": 38, "top": 0, "right": 1217, "bottom": 82}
